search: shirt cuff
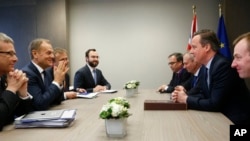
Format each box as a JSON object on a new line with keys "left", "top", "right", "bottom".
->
{"left": 52, "top": 81, "right": 63, "bottom": 90}
{"left": 19, "top": 93, "right": 33, "bottom": 100}
{"left": 64, "top": 92, "right": 67, "bottom": 99}
{"left": 164, "top": 86, "right": 168, "bottom": 90}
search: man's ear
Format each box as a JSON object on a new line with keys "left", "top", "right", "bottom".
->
{"left": 32, "top": 50, "right": 37, "bottom": 59}
{"left": 204, "top": 44, "right": 211, "bottom": 52}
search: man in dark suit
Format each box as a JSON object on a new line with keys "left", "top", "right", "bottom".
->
{"left": 74, "top": 49, "right": 111, "bottom": 93}
{"left": 0, "top": 33, "right": 32, "bottom": 131}
{"left": 157, "top": 52, "right": 191, "bottom": 93}
{"left": 231, "top": 32, "right": 250, "bottom": 78}
{"left": 175, "top": 52, "right": 203, "bottom": 95}
{"left": 22, "top": 38, "right": 68, "bottom": 111}
{"left": 172, "top": 29, "right": 250, "bottom": 124}
{"left": 47, "top": 47, "right": 86, "bottom": 98}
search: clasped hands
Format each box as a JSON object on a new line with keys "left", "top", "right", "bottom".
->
{"left": 171, "top": 85, "right": 188, "bottom": 104}
{"left": 6, "top": 69, "right": 29, "bottom": 98}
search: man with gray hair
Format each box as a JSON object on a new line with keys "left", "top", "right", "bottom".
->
{"left": 0, "top": 33, "right": 32, "bottom": 131}
{"left": 22, "top": 38, "right": 68, "bottom": 110}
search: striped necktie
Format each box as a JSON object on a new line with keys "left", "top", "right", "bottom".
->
{"left": 93, "top": 69, "right": 97, "bottom": 85}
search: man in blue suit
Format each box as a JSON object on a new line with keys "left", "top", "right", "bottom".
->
{"left": 172, "top": 29, "right": 250, "bottom": 124}
{"left": 175, "top": 52, "right": 203, "bottom": 95}
{"left": 74, "top": 49, "right": 111, "bottom": 93}
{"left": 22, "top": 38, "right": 68, "bottom": 110}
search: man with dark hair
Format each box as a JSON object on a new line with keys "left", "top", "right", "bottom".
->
{"left": 172, "top": 29, "right": 250, "bottom": 124}
{"left": 157, "top": 52, "right": 191, "bottom": 93}
{"left": 74, "top": 49, "right": 111, "bottom": 93}
{"left": 0, "top": 33, "right": 32, "bottom": 131}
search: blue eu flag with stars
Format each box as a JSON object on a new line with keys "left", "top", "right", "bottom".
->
{"left": 217, "top": 15, "right": 232, "bottom": 60}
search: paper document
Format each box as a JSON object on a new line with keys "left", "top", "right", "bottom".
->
{"left": 77, "top": 92, "right": 98, "bottom": 98}
{"left": 99, "top": 89, "right": 117, "bottom": 94}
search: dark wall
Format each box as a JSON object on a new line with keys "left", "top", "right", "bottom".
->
{"left": 0, "top": 0, "right": 67, "bottom": 69}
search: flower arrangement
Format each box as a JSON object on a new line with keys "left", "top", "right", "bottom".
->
{"left": 99, "top": 97, "right": 131, "bottom": 119}
{"left": 124, "top": 80, "right": 140, "bottom": 89}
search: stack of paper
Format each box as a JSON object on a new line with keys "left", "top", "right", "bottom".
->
{"left": 77, "top": 90, "right": 118, "bottom": 99}
{"left": 14, "top": 109, "right": 76, "bottom": 128}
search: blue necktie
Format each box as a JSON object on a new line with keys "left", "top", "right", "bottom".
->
{"left": 192, "top": 76, "right": 198, "bottom": 87}
{"left": 93, "top": 69, "right": 97, "bottom": 85}
{"left": 204, "top": 67, "right": 209, "bottom": 88}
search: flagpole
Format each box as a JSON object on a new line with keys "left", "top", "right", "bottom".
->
{"left": 219, "top": 4, "right": 222, "bottom": 17}
{"left": 192, "top": 5, "right": 196, "bottom": 15}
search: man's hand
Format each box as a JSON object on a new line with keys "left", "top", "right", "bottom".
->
{"left": 6, "top": 69, "right": 28, "bottom": 95}
{"left": 76, "top": 88, "right": 86, "bottom": 93}
{"left": 93, "top": 85, "right": 106, "bottom": 92}
{"left": 157, "top": 84, "right": 167, "bottom": 93}
{"left": 172, "top": 88, "right": 188, "bottom": 104}
{"left": 65, "top": 91, "right": 77, "bottom": 99}
{"left": 53, "top": 60, "right": 69, "bottom": 85}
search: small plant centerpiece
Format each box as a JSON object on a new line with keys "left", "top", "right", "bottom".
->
{"left": 99, "top": 97, "right": 131, "bottom": 138}
{"left": 124, "top": 80, "right": 140, "bottom": 97}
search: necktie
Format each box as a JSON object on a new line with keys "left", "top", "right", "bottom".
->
{"left": 204, "top": 67, "right": 209, "bottom": 88}
{"left": 93, "top": 69, "right": 97, "bottom": 85}
{"left": 41, "top": 71, "right": 45, "bottom": 83}
{"left": 192, "top": 76, "right": 198, "bottom": 87}
{"left": 42, "top": 71, "right": 48, "bottom": 86}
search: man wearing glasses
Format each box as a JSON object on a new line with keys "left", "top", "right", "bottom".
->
{"left": 157, "top": 52, "right": 191, "bottom": 93}
{"left": 0, "top": 33, "right": 32, "bottom": 131}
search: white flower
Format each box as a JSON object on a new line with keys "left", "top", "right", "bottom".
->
{"left": 99, "top": 97, "right": 131, "bottom": 119}
{"left": 110, "top": 102, "right": 123, "bottom": 117}
{"left": 124, "top": 80, "right": 140, "bottom": 89}
{"left": 101, "top": 103, "right": 110, "bottom": 112}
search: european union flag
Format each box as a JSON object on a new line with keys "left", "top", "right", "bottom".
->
{"left": 217, "top": 15, "right": 232, "bottom": 60}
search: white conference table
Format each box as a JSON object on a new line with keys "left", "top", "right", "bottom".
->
{"left": 0, "top": 89, "right": 233, "bottom": 141}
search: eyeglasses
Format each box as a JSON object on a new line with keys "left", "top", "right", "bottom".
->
{"left": 168, "top": 62, "right": 177, "bottom": 65}
{"left": 0, "top": 51, "right": 17, "bottom": 57}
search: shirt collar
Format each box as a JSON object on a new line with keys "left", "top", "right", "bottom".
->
{"left": 194, "top": 67, "right": 201, "bottom": 77}
{"left": 32, "top": 61, "right": 44, "bottom": 74}
{"left": 87, "top": 64, "right": 96, "bottom": 72}
{"left": 205, "top": 56, "right": 214, "bottom": 70}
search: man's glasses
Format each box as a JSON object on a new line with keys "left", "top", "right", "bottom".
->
{"left": 168, "top": 62, "right": 177, "bottom": 65}
{"left": 0, "top": 51, "right": 17, "bottom": 57}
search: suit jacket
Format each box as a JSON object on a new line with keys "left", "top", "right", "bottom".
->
{"left": 182, "top": 66, "right": 205, "bottom": 95}
{"left": 164, "top": 68, "right": 191, "bottom": 93}
{"left": 74, "top": 65, "right": 111, "bottom": 92}
{"left": 47, "top": 67, "right": 70, "bottom": 92}
{"left": 0, "top": 75, "right": 32, "bottom": 131}
{"left": 187, "top": 54, "right": 250, "bottom": 124}
{"left": 22, "top": 62, "right": 64, "bottom": 111}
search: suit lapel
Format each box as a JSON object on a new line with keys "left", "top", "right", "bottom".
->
{"left": 86, "top": 65, "right": 96, "bottom": 86}
{"left": 29, "top": 62, "right": 46, "bottom": 90}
